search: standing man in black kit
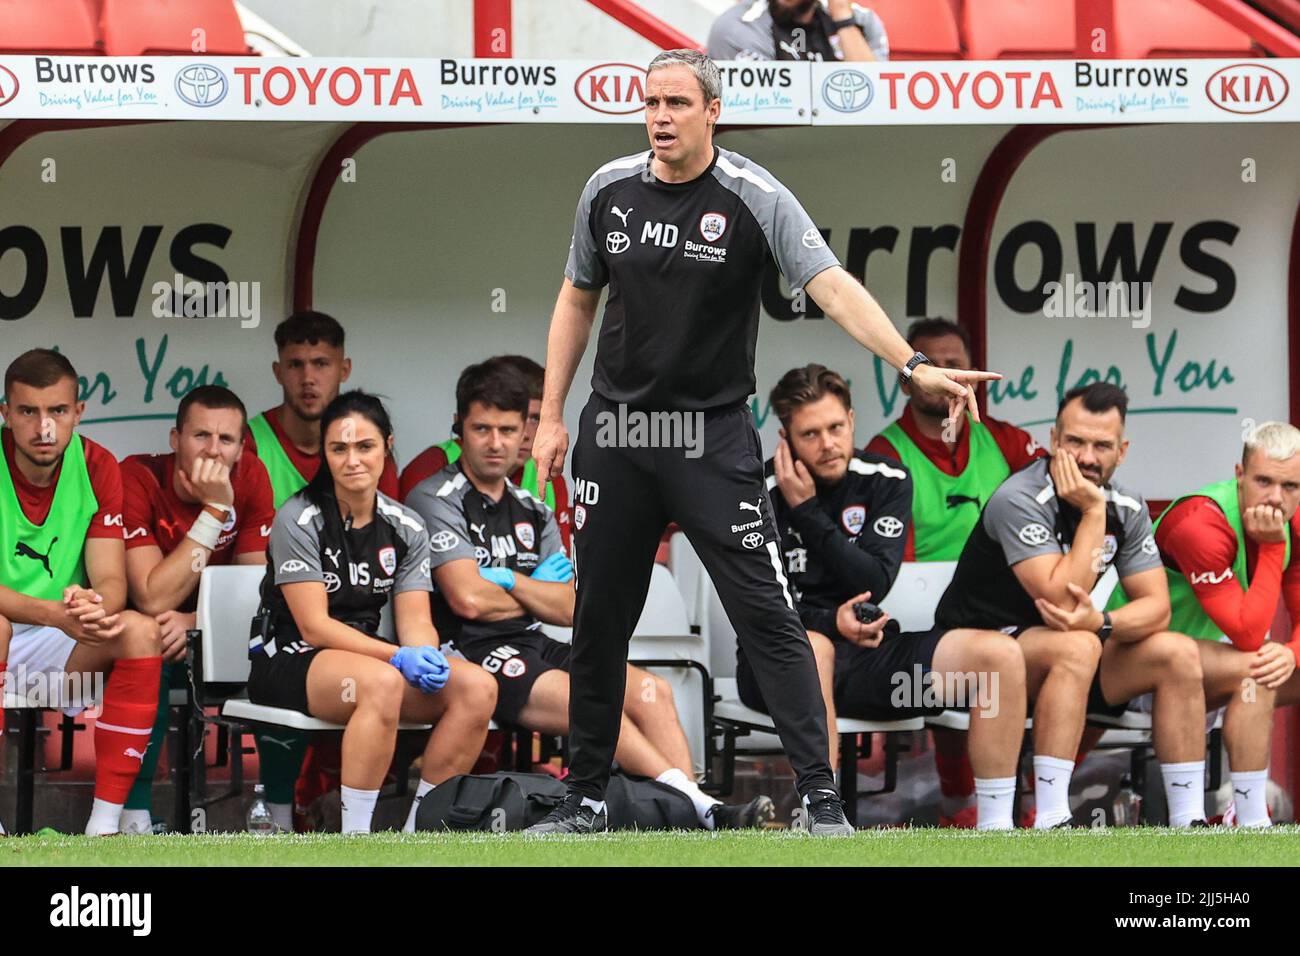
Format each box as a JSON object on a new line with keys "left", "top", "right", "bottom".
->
{"left": 529, "top": 49, "right": 999, "bottom": 836}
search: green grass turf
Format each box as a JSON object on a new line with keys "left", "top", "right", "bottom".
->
{"left": 2, "top": 826, "right": 1298, "bottom": 866}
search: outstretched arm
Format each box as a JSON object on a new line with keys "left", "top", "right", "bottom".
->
{"left": 806, "top": 266, "right": 999, "bottom": 423}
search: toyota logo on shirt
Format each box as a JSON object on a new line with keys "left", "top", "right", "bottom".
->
{"left": 606, "top": 231, "right": 630, "bottom": 254}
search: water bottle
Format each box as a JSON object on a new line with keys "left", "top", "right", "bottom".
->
{"left": 247, "top": 784, "right": 276, "bottom": 835}
{"left": 1112, "top": 774, "right": 1141, "bottom": 827}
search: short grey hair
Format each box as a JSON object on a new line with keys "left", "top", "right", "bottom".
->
{"left": 1243, "top": 421, "right": 1300, "bottom": 467}
{"left": 647, "top": 49, "right": 722, "bottom": 103}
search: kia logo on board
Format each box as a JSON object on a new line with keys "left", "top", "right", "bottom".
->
{"left": 0, "top": 65, "right": 19, "bottom": 107}
{"left": 1205, "top": 63, "right": 1289, "bottom": 115}
{"left": 575, "top": 63, "right": 647, "bottom": 115}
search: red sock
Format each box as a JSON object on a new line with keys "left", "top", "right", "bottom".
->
{"left": 935, "top": 749, "right": 975, "bottom": 798}
{"left": 94, "top": 657, "right": 162, "bottom": 804}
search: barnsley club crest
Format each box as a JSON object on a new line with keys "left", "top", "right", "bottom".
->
{"left": 514, "top": 521, "right": 535, "bottom": 551}
{"left": 841, "top": 505, "right": 866, "bottom": 536}
{"left": 699, "top": 212, "right": 727, "bottom": 243}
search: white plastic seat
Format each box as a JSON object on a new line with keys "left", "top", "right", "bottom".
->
{"left": 714, "top": 678, "right": 923, "bottom": 736}
{"left": 879, "top": 561, "right": 957, "bottom": 632}
{"left": 628, "top": 563, "right": 710, "bottom": 775}
{"left": 666, "top": 531, "right": 705, "bottom": 626}
{"left": 194, "top": 565, "right": 429, "bottom": 732}
{"left": 925, "top": 710, "right": 1033, "bottom": 731}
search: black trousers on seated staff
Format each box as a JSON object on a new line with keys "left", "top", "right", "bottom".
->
{"left": 566, "top": 392, "right": 836, "bottom": 799}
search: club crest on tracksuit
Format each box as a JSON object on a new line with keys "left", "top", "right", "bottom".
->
{"left": 841, "top": 505, "right": 865, "bottom": 536}
{"left": 515, "top": 522, "right": 535, "bottom": 551}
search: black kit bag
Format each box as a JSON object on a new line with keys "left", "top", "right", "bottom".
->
{"left": 415, "top": 771, "right": 699, "bottom": 832}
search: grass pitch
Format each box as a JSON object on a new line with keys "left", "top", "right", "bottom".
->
{"left": 1, "top": 826, "right": 1297, "bottom": 866}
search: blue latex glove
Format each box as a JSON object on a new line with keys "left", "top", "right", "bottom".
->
{"left": 415, "top": 646, "right": 451, "bottom": 694}
{"left": 531, "top": 552, "right": 575, "bottom": 583}
{"left": 391, "top": 646, "right": 450, "bottom": 691}
{"left": 478, "top": 566, "right": 516, "bottom": 591}
{"left": 390, "top": 646, "right": 431, "bottom": 685}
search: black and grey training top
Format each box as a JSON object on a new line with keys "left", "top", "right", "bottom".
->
{"left": 564, "top": 145, "right": 839, "bottom": 411}
{"left": 261, "top": 489, "right": 432, "bottom": 645}
{"left": 406, "top": 463, "right": 565, "bottom": 645}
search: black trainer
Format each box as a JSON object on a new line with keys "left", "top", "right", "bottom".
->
{"left": 803, "top": 788, "right": 854, "bottom": 837}
{"left": 523, "top": 792, "right": 608, "bottom": 836}
{"left": 707, "top": 795, "right": 776, "bottom": 830}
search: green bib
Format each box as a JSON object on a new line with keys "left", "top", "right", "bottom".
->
{"left": 1110, "top": 478, "right": 1292, "bottom": 640}
{"left": 880, "top": 416, "right": 1011, "bottom": 561}
{"left": 436, "top": 438, "right": 556, "bottom": 511}
{"left": 0, "top": 433, "right": 97, "bottom": 600}
{"left": 248, "top": 413, "right": 309, "bottom": 508}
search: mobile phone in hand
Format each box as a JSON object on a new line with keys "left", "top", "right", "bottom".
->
{"left": 853, "top": 600, "right": 883, "bottom": 624}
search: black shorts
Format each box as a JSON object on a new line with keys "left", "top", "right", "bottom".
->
{"left": 994, "top": 623, "right": 1126, "bottom": 718}
{"left": 247, "top": 638, "right": 325, "bottom": 717}
{"left": 1086, "top": 669, "right": 1129, "bottom": 718}
{"left": 454, "top": 631, "right": 571, "bottom": 726}
{"left": 737, "top": 624, "right": 947, "bottom": 721}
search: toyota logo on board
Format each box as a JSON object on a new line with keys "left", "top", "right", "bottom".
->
{"left": 575, "top": 63, "right": 647, "bottom": 115}
{"left": 0, "top": 65, "right": 18, "bottom": 107}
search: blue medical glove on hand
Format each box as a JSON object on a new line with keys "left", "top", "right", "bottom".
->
{"left": 390, "top": 646, "right": 432, "bottom": 686}
{"left": 478, "top": 566, "right": 516, "bottom": 591}
{"left": 415, "top": 646, "right": 451, "bottom": 694}
{"left": 531, "top": 552, "right": 575, "bottom": 583}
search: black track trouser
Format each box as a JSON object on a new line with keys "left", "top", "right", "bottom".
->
{"left": 565, "top": 392, "right": 836, "bottom": 800}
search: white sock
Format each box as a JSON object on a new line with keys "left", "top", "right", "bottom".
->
{"left": 340, "top": 785, "right": 380, "bottom": 834}
{"left": 579, "top": 796, "right": 606, "bottom": 815}
{"left": 1160, "top": 760, "right": 1205, "bottom": 827}
{"left": 974, "top": 776, "right": 1016, "bottom": 830}
{"left": 1032, "top": 755, "right": 1074, "bottom": 828}
{"left": 268, "top": 801, "right": 293, "bottom": 832}
{"left": 119, "top": 808, "right": 153, "bottom": 835}
{"left": 657, "top": 767, "right": 721, "bottom": 829}
{"left": 86, "top": 798, "right": 125, "bottom": 836}
{"left": 1230, "top": 769, "right": 1270, "bottom": 828}
{"left": 403, "top": 779, "right": 436, "bottom": 833}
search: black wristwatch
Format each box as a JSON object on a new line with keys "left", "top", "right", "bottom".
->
{"left": 831, "top": 16, "right": 861, "bottom": 32}
{"left": 1096, "top": 610, "right": 1113, "bottom": 642}
{"left": 900, "top": 351, "right": 932, "bottom": 380}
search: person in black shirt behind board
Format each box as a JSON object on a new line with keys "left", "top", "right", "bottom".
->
{"left": 249, "top": 391, "right": 496, "bottom": 834}
{"left": 530, "top": 49, "right": 1000, "bottom": 835}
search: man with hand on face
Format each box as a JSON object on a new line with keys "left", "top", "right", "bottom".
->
{"left": 407, "top": 361, "right": 774, "bottom": 831}
{"left": 244, "top": 311, "right": 401, "bottom": 825}
{"left": 1108, "top": 421, "right": 1300, "bottom": 827}
{"left": 708, "top": 0, "right": 888, "bottom": 62}
{"left": 932, "top": 383, "right": 1207, "bottom": 828}
{"left": 0, "top": 349, "right": 162, "bottom": 836}
{"left": 742, "top": 365, "right": 1027, "bottom": 828}
{"left": 120, "top": 386, "right": 275, "bottom": 833}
